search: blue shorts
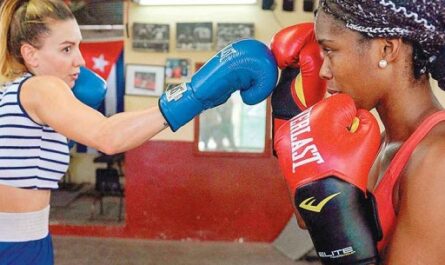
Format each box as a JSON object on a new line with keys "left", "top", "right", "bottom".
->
{"left": 0, "top": 234, "right": 54, "bottom": 265}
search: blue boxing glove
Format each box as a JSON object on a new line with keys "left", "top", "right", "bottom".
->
{"left": 69, "top": 66, "right": 108, "bottom": 149}
{"left": 159, "top": 39, "right": 278, "bottom": 132}
{"left": 72, "top": 66, "right": 107, "bottom": 109}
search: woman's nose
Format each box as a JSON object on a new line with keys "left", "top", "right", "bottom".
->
{"left": 319, "top": 59, "right": 333, "bottom": 80}
{"left": 74, "top": 50, "right": 86, "bottom": 67}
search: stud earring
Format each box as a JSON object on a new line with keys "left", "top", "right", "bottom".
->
{"left": 378, "top": 59, "right": 388, "bottom": 69}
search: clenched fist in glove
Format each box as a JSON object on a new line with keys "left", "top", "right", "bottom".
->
{"left": 274, "top": 94, "right": 382, "bottom": 265}
{"left": 159, "top": 39, "right": 278, "bottom": 132}
{"left": 270, "top": 23, "right": 326, "bottom": 151}
{"left": 270, "top": 22, "right": 326, "bottom": 110}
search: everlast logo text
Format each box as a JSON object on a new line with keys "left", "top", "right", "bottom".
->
{"left": 289, "top": 108, "right": 324, "bottom": 173}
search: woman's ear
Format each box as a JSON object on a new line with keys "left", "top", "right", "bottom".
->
{"left": 379, "top": 38, "right": 403, "bottom": 63}
{"left": 20, "top": 43, "right": 39, "bottom": 68}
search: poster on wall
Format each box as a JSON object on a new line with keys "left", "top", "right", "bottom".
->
{"left": 216, "top": 23, "right": 255, "bottom": 51}
{"left": 132, "top": 23, "right": 170, "bottom": 52}
{"left": 176, "top": 22, "right": 213, "bottom": 51}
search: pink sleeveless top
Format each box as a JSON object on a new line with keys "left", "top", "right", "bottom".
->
{"left": 374, "top": 111, "right": 445, "bottom": 251}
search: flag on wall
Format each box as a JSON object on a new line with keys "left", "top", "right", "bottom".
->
{"left": 75, "top": 40, "right": 125, "bottom": 153}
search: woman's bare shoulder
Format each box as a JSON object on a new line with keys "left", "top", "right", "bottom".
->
{"left": 20, "top": 75, "right": 72, "bottom": 124}
{"left": 405, "top": 122, "right": 445, "bottom": 188}
{"left": 385, "top": 122, "right": 445, "bottom": 263}
{"left": 22, "top": 75, "right": 69, "bottom": 93}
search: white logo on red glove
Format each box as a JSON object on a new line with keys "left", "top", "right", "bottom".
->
{"left": 289, "top": 108, "right": 324, "bottom": 173}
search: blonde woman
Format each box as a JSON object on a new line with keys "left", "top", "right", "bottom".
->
{"left": 0, "top": 0, "right": 277, "bottom": 263}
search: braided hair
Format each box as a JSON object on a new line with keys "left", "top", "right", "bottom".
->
{"left": 319, "top": 0, "right": 445, "bottom": 89}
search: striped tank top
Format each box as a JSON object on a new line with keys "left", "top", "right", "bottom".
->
{"left": 0, "top": 73, "right": 69, "bottom": 190}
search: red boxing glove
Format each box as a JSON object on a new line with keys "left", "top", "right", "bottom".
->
{"left": 275, "top": 94, "right": 380, "bottom": 192}
{"left": 274, "top": 94, "right": 382, "bottom": 265}
{"left": 271, "top": 67, "right": 302, "bottom": 149}
{"left": 270, "top": 22, "right": 326, "bottom": 111}
{"left": 270, "top": 23, "right": 327, "bottom": 156}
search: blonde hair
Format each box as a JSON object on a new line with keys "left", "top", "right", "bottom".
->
{"left": 0, "top": 0, "right": 74, "bottom": 83}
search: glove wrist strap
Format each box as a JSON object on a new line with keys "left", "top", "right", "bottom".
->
{"left": 159, "top": 83, "right": 203, "bottom": 132}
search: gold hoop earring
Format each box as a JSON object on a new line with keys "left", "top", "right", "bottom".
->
{"left": 378, "top": 59, "right": 388, "bottom": 69}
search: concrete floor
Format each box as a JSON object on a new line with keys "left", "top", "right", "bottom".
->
{"left": 50, "top": 185, "right": 322, "bottom": 265}
{"left": 50, "top": 184, "right": 125, "bottom": 226}
{"left": 53, "top": 236, "right": 322, "bottom": 265}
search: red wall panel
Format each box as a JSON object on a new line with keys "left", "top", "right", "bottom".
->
{"left": 51, "top": 141, "right": 293, "bottom": 242}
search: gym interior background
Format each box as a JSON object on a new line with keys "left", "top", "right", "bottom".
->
{"left": 52, "top": 0, "right": 318, "bottom": 239}
{"left": 46, "top": 0, "right": 443, "bottom": 263}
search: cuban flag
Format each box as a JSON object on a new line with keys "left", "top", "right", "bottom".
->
{"left": 75, "top": 40, "right": 125, "bottom": 153}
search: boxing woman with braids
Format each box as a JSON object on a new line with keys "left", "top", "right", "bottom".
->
{"left": 273, "top": 0, "right": 445, "bottom": 264}
{"left": 0, "top": 0, "right": 277, "bottom": 263}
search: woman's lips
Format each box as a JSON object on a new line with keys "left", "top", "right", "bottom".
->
{"left": 327, "top": 88, "right": 340, "bottom": 95}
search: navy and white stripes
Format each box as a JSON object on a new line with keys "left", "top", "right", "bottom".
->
{"left": 0, "top": 73, "right": 69, "bottom": 190}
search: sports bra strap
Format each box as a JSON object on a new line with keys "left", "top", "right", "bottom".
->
{"left": 384, "top": 111, "right": 445, "bottom": 186}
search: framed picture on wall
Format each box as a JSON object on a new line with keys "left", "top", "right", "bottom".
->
{"left": 176, "top": 22, "right": 213, "bottom": 51}
{"left": 132, "top": 23, "right": 170, "bottom": 52}
{"left": 125, "top": 64, "right": 165, "bottom": 97}
{"left": 165, "top": 58, "right": 190, "bottom": 79}
{"left": 216, "top": 23, "right": 255, "bottom": 51}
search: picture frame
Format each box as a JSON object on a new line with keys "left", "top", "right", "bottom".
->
{"left": 125, "top": 64, "right": 165, "bottom": 97}
{"left": 216, "top": 23, "right": 255, "bottom": 51}
{"left": 165, "top": 58, "right": 190, "bottom": 79}
{"left": 176, "top": 22, "right": 213, "bottom": 51}
{"left": 132, "top": 23, "right": 170, "bottom": 52}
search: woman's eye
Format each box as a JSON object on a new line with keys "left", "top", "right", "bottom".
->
{"left": 62, "top": 46, "right": 72, "bottom": 53}
{"left": 323, "top": 47, "right": 332, "bottom": 54}
{"left": 320, "top": 47, "right": 334, "bottom": 60}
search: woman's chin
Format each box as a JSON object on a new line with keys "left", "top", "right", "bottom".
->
{"left": 67, "top": 80, "right": 75, "bottom": 88}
